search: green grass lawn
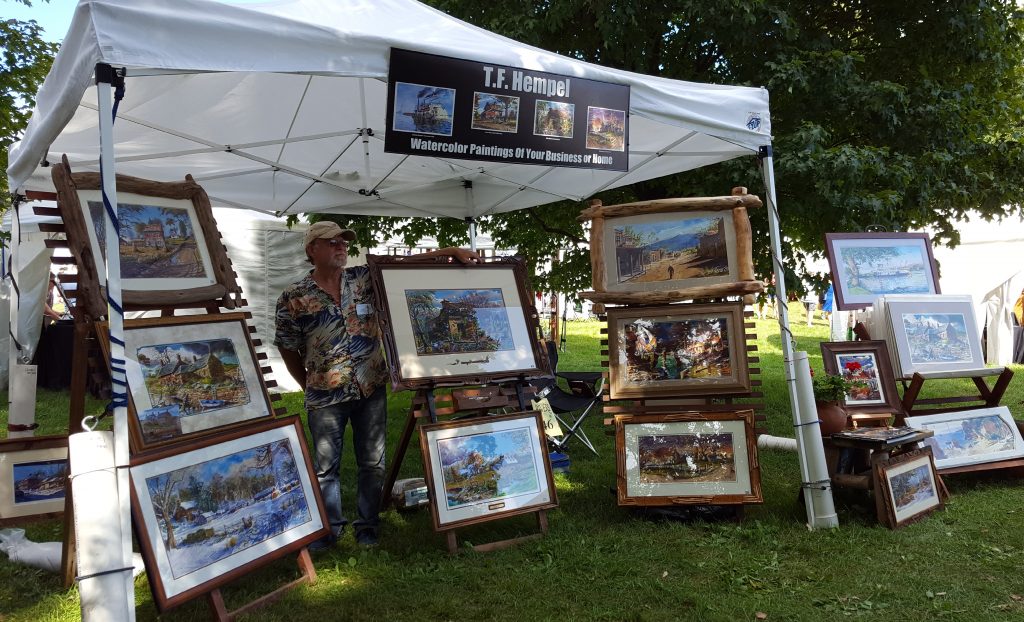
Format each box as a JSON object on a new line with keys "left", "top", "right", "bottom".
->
{"left": 2, "top": 303, "right": 1023, "bottom": 621}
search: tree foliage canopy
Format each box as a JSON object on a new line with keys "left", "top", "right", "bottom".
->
{"left": 1, "top": 0, "right": 57, "bottom": 198}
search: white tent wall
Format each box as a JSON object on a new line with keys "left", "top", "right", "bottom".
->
{"left": 927, "top": 211, "right": 1024, "bottom": 366}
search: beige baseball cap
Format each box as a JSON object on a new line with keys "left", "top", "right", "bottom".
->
{"left": 303, "top": 221, "right": 356, "bottom": 248}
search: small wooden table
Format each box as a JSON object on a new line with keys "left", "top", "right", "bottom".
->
{"left": 828, "top": 429, "right": 937, "bottom": 525}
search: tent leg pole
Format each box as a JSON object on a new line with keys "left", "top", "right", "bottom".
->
{"left": 760, "top": 148, "right": 838, "bottom": 529}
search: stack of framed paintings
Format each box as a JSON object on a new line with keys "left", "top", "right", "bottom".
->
{"left": 578, "top": 189, "right": 765, "bottom": 306}
{"left": 871, "top": 294, "right": 985, "bottom": 379}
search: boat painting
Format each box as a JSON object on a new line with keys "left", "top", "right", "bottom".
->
{"left": 393, "top": 81, "right": 455, "bottom": 136}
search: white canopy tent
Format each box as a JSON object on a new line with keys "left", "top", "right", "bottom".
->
{"left": 5, "top": 0, "right": 834, "bottom": 617}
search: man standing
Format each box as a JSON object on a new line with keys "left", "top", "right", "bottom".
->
{"left": 275, "top": 221, "right": 476, "bottom": 549}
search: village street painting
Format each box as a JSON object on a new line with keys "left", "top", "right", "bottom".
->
{"left": 13, "top": 459, "right": 68, "bottom": 505}
{"left": 393, "top": 82, "right": 455, "bottom": 136}
{"left": 900, "top": 313, "right": 972, "bottom": 365}
{"left": 637, "top": 433, "right": 736, "bottom": 484}
{"left": 435, "top": 426, "right": 540, "bottom": 509}
{"left": 835, "top": 353, "right": 885, "bottom": 404}
{"left": 614, "top": 215, "right": 728, "bottom": 285}
{"left": 87, "top": 201, "right": 208, "bottom": 279}
{"left": 889, "top": 461, "right": 937, "bottom": 514}
{"left": 405, "top": 288, "right": 514, "bottom": 355}
{"left": 586, "top": 106, "right": 626, "bottom": 151}
{"left": 471, "top": 92, "right": 520, "bottom": 133}
{"left": 145, "top": 438, "right": 311, "bottom": 580}
{"left": 836, "top": 244, "right": 931, "bottom": 296}
{"left": 623, "top": 316, "right": 732, "bottom": 383}
{"left": 136, "top": 338, "right": 250, "bottom": 443}
{"left": 533, "top": 100, "right": 574, "bottom": 138}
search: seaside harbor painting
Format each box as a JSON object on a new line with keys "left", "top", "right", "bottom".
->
{"left": 420, "top": 412, "right": 556, "bottom": 530}
{"left": 825, "top": 232, "right": 940, "bottom": 310}
{"left": 130, "top": 418, "right": 326, "bottom": 610}
{"left": 616, "top": 412, "right": 761, "bottom": 506}
{"left": 101, "top": 314, "right": 274, "bottom": 451}
{"left": 607, "top": 303, "right": 749, "bottom": 399}
{"left": 368, "top": 258, "right": 545, "bottom": 390}
{"left": 0, "top": 436, "right": 69, "bottom": 522}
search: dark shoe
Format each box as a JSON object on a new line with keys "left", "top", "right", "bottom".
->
{"left": 354, "top": 530, "right": 379, "bottom": 547}
{"left": 308, "top": 534, "right": 337, "bottom": 553}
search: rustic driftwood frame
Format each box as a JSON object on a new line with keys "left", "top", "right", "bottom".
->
{"left": 820, "top": 340, "right": 903, "bottom": 415}
{"left": 51, "top": 156, "right": 241, "bottom": 319}
{"left": 578, "top": 188, "right": 764, "bottom": 305}
{"left": 873, "top": 447, "right": 943, "bottom": 529}
{"left": 418, "top": 410, "right": 557, "bottom": 530}
{"left": 825, "top": 232, "right": 940, "bottom": 311}
{"left": 95, "top": 313, "right": 276, "bottom": 453}
{"left": 0, "top": 435, "right": 69, "bottom": 525}
{"left": 129, "top": 416, "right": 328, "bottom": 613}
{"left": 606, "top": 302, "right": 751, "bottom": 400}
{"left": 614, "top": 410, "right": 762, "bottom": 506}
{"left": 367, "top": 255, "right": 547, "bottom": 391}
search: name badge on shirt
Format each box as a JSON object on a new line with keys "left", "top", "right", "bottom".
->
{"left": 356, "top": 303, "right": 373, "bottom": 317}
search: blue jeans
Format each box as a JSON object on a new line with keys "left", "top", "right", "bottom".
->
{"left": 307, "top": 386, "right": 387, "bottom": 538}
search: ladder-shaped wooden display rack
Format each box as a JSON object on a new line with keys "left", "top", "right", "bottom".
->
{"left": 31, "top": 161, "right": 309, "bottom": 618}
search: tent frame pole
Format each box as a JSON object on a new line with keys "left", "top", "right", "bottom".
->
{"left": 94, "top": 63, "right": 136, "bottom": 620}
{"left": 759, "top": 147, "right": 838, "bottom": 530}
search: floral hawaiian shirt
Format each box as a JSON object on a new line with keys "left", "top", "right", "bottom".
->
{"left": 274, "top": 265, "right": 388, "bottom": 410}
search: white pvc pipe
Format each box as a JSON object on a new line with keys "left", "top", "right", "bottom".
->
{"left": 758, "top": 434, "right": 798, "bottom": 452}
{"left": 793, "top": 352, "right": 839, "bottom": 529}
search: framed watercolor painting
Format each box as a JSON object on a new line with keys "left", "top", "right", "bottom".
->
{"left": 606, "top": 302, "right": 750, "bottom": 400}
{"left": 96, "top": 313, "right": 275, "bottom": 452}
{"left": 0, "top": 436, "right": 69, "bottom": 524}
{"left": 367, "top": 256, "right": 546, "bottom": 391}
{"left": 882, "top": 294, "right": 984, "bottom": 377}
{"left": 130, "top": 416, "right": 327, "bottom": 612}
{"left": 824, "top": 232, "right": 940, "bottom": 310}
{"left": 820, "top": 340, "right": 902, "bottom": 415}
{"left": 51, "top": 157, "right": 241, "bottom": 318}
{"left": 598, "top": 209, "right": 745, "bottom": 294}
{"left": 905, "top": 407, "right": 1024, "bottom": 471}
{"left": 614, "top": 411, "right": 762, "bottom": 506}
{"left": 419, "top": 411, "right": 557, "bottom": 530}
{"left": 874, "top": 447, "right": 943, "bottom": 529}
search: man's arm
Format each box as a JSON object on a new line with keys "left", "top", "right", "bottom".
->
{"left": 278, "top": 347, "right": 307, "bottom": 390}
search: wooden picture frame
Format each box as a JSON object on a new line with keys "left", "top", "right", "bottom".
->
{"left": 129, "top": 416, "right": 328, "bottom": 612}
{"left": 614, "top": 410, "right": 762, "bottom": 506}
{"left": 905, "top": 406, "right": 1024, "bottom": 471}
{"left": 882, "top": 294, "right": 984, "bottom": 377}
{"left": 825, "top": 232, "right": 940, "bottom": 310}
{"left": 606, "top": 302, "right": 750, "bottom": 400}
{"left": 874, "top": 447, "right": 943, "bottom": 528}
{"left": 419, "top": 411, "right": 557, "bottom": 531}
{"left": 820, "top": 340, "right": 902, "bottom": 415}
{"left": 367, "top": 255, "right": 546, "bottom": 391}
{"left": 96, "top": 313, "right": 275, "bottom": 453}
{"left": 578, "top": 192, "right": 764, "bottom": 305}
{"left": 0, "top": 435, "right": 69, "bottom": 525}
{"left": 51, "top": 157, "right": 241, "bottom": 319}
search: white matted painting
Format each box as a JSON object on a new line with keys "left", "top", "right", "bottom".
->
{"left": 368, "top": 257, "right": 545, "bottom": 390}
{"left": 78, "top": 189, "right": 217, "bottom": 292}
{"left": 883, "top": 295, "right": 984, "bottom": 377}
{"left": 905, "top": 407, "right": 1024, "bottom": 470}
{"left": 825, "top": 232, "right": 940, "bottom": 310}
{"left": 0, "top": 436, "right": 68, "bottom": 522}
{"left": 130, "top": 417, "right": 327, "bottom": 611}
{"left": 99, "top": 313, "right": 274, "bottom": 450}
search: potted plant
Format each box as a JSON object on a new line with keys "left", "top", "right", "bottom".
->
{"left": 812, "top": 371, "right": 853, "bottom": 435}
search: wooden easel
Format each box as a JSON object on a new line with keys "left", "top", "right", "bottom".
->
{"left": 896, "top": 367, "right": 1014, "bottom": 419}
{"left": 444, "top": 508, "right": 549, "bottom": 554}
{"left": 38, "top": 162, "right": 314, "bottom": 618}
{"left": 206, "top": 548, "right": 317, "bottom": 622}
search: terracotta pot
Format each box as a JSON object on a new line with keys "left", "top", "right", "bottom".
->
{"left": 815, "top": 400, "right": 848, "bottom": 436}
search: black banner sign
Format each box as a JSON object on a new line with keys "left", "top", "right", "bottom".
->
{"left": 384, "top": 48, "right": 630, "bottom": 171}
